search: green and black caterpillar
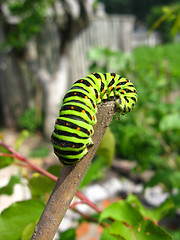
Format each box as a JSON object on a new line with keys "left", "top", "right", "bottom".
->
{"left": 51, "top": 72, "right": 138, "bottom": 165}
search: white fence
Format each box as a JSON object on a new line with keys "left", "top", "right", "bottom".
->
{"left": 70, "top": 15, "right": 161, "bottom": 81}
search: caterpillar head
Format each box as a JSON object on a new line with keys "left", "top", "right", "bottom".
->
{"left": 115, "top": 89, "right": 138, "bottom": 115}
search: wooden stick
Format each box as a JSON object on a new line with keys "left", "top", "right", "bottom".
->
{"left": 31, "top": 101, "right": 115, "bottom": 240}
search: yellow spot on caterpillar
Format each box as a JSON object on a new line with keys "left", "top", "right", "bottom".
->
{"left": 109, "top": 86, "right": 113, "bottom": 90}
{"left": 66, "top": 123, "right": 69, "bottom": 126}
{"left": 91, "top": 116, "right": 95, "bottom": 120}
{"left": 62, "top": 144, "right": 64, "bottom": 146}
{"left": 89, "top": 130, "right": 92, "bottom": 134}
{"left": 82, "top": 110, "right": 85, "bottom": 113}
{"left": 85, "top": 96, "right": 88, "bottom": 99}
{"left": 95, "top": 105, "right": 97, "bottom": 108}
{"left": 74, "top": 92, "right": 77, "bottom": 95}
{"left": 125, "top": 79, "right": 128, "bottom": 82}
{"left": 98, "top": 78, "right": 101, "bottom": 81}
{"left": 89, "top": 85, "right": 92, "bottom": 87}
{"left": 121, "top": 90, "right": 125, "bottom": 94}
{"left": 116, "top": 85, "right": 120, "bottom": 89}
{"left": 102, "top": 89, "right": 106, "bottom": 93}
{"left": 81, "top": 79, "right": 83, "bottom": 82}
{"left": 71, "top": 106, "right": 74, "bottom": 110}
{"left": 111, "top": 75, "right": 115, "bottom": 78}
{"left": 84, "top": 145, "right": 87, "bottom": 149}
{"left": 72, "top": 145, "right": 75, "bottom": 148}
{"left": 77, "top": 127, "right": 80, "bottom": 131}
{"left": 98, "top": 95, "right": 100, "bottom": 99}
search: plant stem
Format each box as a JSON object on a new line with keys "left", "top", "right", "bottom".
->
{"left": 0, "top": 140, "right": 101, "bottom": 213}
{"left": 0, "top": 140, "right": 58, "bottom": 181}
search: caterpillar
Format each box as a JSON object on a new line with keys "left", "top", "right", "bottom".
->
{"left": 51, "top": 72, "right": 137, "bottom": 165}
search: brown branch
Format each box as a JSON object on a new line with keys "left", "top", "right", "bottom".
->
{"left": 31, "top": 101, "right": 116, "bottom": 240}
{"left": 0, "top": 140, "right": 102, "bottom": 212}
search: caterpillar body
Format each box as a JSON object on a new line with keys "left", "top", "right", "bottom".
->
{"left": 51, "top": 72, "right": 137, "bottom": 165}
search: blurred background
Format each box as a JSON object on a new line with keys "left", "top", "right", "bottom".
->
{"left": 1, "top": 0, "right": 180, "bottom": 239}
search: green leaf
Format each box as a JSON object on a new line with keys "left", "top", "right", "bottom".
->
{"left": 160, "top": 113, "right": 180, "bottom": 131}
{"left": 21, "top": 219, "right": 38, "bottom": 240}
{"left": 145, "top": 169, "right": 180, "bottom": 189}
{"left": 134, "top": 220, "right": 173, "bottom": 240}
{"left": 47, "top": 164, "right": 62, "bottom": 177}
{"left": 15, "top": 130, "right": 30, "bottom": 151}
{"left": 107, "top": 221, "right": 135, "bottom": 239}
{"left": 127, "top": 194, "right": 174, "bottom": 222}
{"left": 99, "top": 201, "right": 143, "bottom": 226}
{"left": 0, "top": 175, "right": 21, "bottom": 195}
{"left": 79, "top": 156, "right": 106, "bottom": 189}
{"left": 29, "top": 146, "right": 50, "bottom": 158}
{"left": 0, "top": 145, "right": 14, "bottom": 169}
{"left": 96, "top": 127, "right": 115, "bottom": 166}
{"left": 0, "top": 200, "right": 45, "bottom": 240}
{"left": 28, "top": 174, "right": 55, "bottom": 197}
{"left": 101, "top": 228, "right": 121, "bottom": 240}
{"left": 106, "top": 220, "right": 173, "bottom": 240}
{"left": 59, "top": 228, "right": 76, "bottom": 240}
{"left": 167, "top": 228, "right": 180, "bottom": 240}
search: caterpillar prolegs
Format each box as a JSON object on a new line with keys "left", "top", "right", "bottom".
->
{"left": 51, "top": 72, "right": 138, "bottom": 165}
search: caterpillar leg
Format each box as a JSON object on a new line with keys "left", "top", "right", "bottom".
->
{"left": 87, "top": 137, "right": 94, "bottom": 148}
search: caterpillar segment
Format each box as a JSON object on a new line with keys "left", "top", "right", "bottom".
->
{"left": 51, "top": 72, "right": 138, "bottom": 165}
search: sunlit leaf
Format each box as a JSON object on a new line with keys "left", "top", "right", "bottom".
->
{"left": 0, "top": 200, "right": 45, "bottom": 240}
{"left": 134, "top": 220, "right": 173, "bottom": 240}
{"left": 21, "top": 219, "right": 38, "bottom": 240}
{"left": 127, "top": 194, "right": 174, "bottom": 222}
{"left": 99, "top": 201, "right": 143, "bottom": 226}
{"left": 101, "top": 228, "right": 120, "bottom": 240}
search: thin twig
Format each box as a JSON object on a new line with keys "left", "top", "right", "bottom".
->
{"left": 0, "top": 139, "right": 58, "bottom": 181}
{"left": 71, "top": 207, "right": 109, "bottom": 228}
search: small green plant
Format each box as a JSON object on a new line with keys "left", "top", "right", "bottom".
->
{"left": 148, "top": 3, "right": 180, "bottom": 39}
{"left": 29, "top": 146, "right": 50, "bottom": 158}
{"left": 1, "top": 0, "right": 55, "bottom": 50}
{"left": 18, "top": 108, "right": 42, "bottom": 132}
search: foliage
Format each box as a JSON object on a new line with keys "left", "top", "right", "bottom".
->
{"left": 1, "top": 0, "right": 55, "bottom": 50}
{"left": 0, "top": 200, "right": 45, "bottom": 240}
{"left": 87, "top": 43, "right": 180, "bottom": 239}
{"left": 88, "top": 43, "right": 180, "bottom": 173}
{"left": 18, "top": 107, "right": 42, "bottom": 132}
{"left": 99, "top": 194, "right": 174, "bottom": 240}
{"left": 146, "top": 5, "right": 173, "bottom": 42}
{"left": 99, "top": 0, "right": 179, "bottom": 21}
{"left": 96, "top": 127, "right": 115, "bottom": 166}
{"left": 148, "top": 4, "right": 180, "bottom": 39}
{"left": 29, "top": 146, "right": 50, "bottom": 158}
{"left": 0, "top": 145, "right": 14, "bottom": 168}
{"left": 0, "top": 175, "right": 21, "bottom": 195}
